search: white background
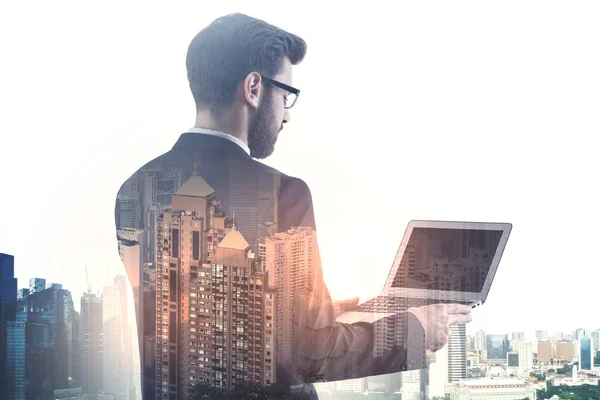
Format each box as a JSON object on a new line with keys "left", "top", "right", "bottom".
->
{"left": 1, "top": 1, "right": 599, "bottom": 337}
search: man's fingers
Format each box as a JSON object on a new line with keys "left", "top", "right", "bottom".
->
{"left": 446, "top": 304, "right": 472, "bottom": 315}
{"left": 333, "top": 297, "right": 359, "bottom": 309}
{"left": 448, "top": 313, "right": 472, "bottom": 325}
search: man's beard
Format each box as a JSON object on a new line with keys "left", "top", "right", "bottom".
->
{"left": 248, "top": 93, "right": 280, "bottom": 159}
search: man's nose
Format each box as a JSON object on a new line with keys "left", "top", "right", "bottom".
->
{"left": 283, "top": 108, "right": 291, "bottom": 124}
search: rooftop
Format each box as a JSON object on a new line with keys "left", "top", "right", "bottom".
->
{"left": 176, "top": 174, "right": 215, "bottom": 198}
{"left": 218, "top": 229, "right": 250, "bottom": 251}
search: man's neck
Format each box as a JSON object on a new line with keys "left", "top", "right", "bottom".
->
{"left": 194, "top": 109, "right": 249, "bottom": 147}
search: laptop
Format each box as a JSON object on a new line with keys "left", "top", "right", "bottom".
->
{"left": 336, "top": 220, "right": 512, "bottom": 324}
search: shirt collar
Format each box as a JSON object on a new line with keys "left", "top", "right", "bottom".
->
{"left": 187, "top": 127, "right": 250, "bottom": 155}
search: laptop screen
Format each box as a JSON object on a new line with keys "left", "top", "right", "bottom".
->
{"left": 390, "top": 227, "right": 504, "bottom": 293}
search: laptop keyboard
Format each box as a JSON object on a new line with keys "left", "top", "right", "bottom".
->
{"left": 355, "top": 296, "right": 472, "bottom": 313}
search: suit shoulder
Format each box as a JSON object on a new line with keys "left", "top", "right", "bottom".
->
{"left": 115, "top": 149, "right": 175, "bottom": 197}
{"left": 280, "top": 174, "right": 312, "bottom": 199}
{"left": 277, "top": 174, "right": 316, "bottom": 232}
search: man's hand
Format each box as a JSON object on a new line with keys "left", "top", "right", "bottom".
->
{"left": 332, "top": 297, "right": 359, "bottom": 316}
{"left": 407, "top": 304, "right": 472, "bottom": 352}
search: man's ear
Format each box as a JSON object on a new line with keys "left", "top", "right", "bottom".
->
{"left": 243, "top": 72, "right": 262, "bottom": 109}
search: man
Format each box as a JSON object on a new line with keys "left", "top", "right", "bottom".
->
{"left": 114, "top": 13, "right": 471, "bottom": 399}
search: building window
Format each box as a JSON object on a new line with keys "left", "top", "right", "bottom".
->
{"left": 172, "top": 229, "right": 179, "bottom": 257}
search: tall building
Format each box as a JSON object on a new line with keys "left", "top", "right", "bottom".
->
{"left": 139, "top": 167, "right": 184, "bottom": 277}
{"left": 474, "top": 329, "right": 486, "bottom": 352}
{"left": 0, "top": 253, "right": 18, "bottom": 398}
{"left": 511, "top": 332, "right": 525, "bottom": 353}
{"left": 537, "top": 341, "right": 552, "bottom": 364}
{"left": 155, "top": 171, "right": 277, "bottom": 399}
{"left": 518, "top": 341, "right": 533, "bottom": 371}
{"left": 486, "top": 334, "right": 510, "bottom": 362}
{"left": 479, "top": 349, "right": 488, "bottom": 361}
{"left": 467, "top": 335, "right": 474, "bottom": 352}
{"left": 592, "top": 330, "right": 600, "bottom": 364}
{"left": 507, "top": 352, "right": 519, "bottom": 367}
{"left": 71, "top": 310, "right": 83, "bottom": 389}
{"left": 400, "top": 369, "right": 428, "bottom": 399}
{"left": 117, "top": 166, "right": 183, "bottom": 400}
{"left": 116, "top": 172, "right": 143, "bottom": 230}
{"left": 511, "top": 339, "right": 521, "bottom": 353}
{"left": 4, "top": 320, "right": 27, "bottom": 399}
{"left": 29, "top": 277, "right": 46, "bottom": 294}
{"left": 264, "top": 226, "right": 323, "bottom": 365}
{"left": 448, "top": 324, "right": 467, "bottom": 382}
{"left": 103, "top": 275, "right": 130, "bottom": 398}
{"left": 556, "top": 341, "right": 574, "bottom": 362}
{"left": 580, "top": 335, "right": 594, "bottom": 370}
{"left": 14, "top": 283, "right": 76, "bottom": 397}
{"left": 536, "top": 330, "right": 548, "bottom": 342}
{"left": 428, "top": 347, "right": 448, "bottom": 398}
{"left": 81, "top": 291, "right": 103, "bottom": 395}
{"left": 228, "top": 158, "right": 259, "bottom": 253}
{"left": 117, "top": 227, "right": 152, "bottom": 398}
{"left": 17, "top": 306, "right": 54, "bottom": 400}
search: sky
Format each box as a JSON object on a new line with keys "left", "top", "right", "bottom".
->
{"left": 0, "top": 1, "right": 599, "bottom": 337}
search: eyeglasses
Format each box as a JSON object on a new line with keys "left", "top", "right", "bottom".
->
{"left": 262, "top": 76, "right": 300, "bottom": 109}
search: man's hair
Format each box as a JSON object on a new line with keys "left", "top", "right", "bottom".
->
{"left": 186, "top": 13, "right": 307, "bottom": 114}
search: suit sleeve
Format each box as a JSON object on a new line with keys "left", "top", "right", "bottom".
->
{"left": 278, "top": 177, "right": 427, "bottom": 384}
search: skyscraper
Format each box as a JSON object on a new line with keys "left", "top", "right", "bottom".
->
{"left": 474, "top": 329, "right": 486, "bottom": 352}
{"left": 17, "top": 288, "right": 29, "bottom": 299}
{"left": 400, "top": 369, "right": 428, "bottom": 399}
{"left": 518, "top": 341, "right": 533, "bottom": 371}
{"left": 29, "top": 277, "right": 46, "bottom": 294}
{"left": 592, "top": 330, "right": 600, "bottom": 365}
{"left": 511, "top": 332, "right": 525, "bottom": 353}
{"left": 118, "top": 166, "right": 184, "bottom": 400}
{"left": 448, "top": 324, "right": 467, "bottom": 382}
{"left": 428, "top": 347, "right": 448, "bottom": 398}
{"left": 466, "top": 335, "right": 474, "bottom": 352}
{"left": 536, "top": 330, "right": 548, "bottom": 342}
{"left": 486, "top": 334, "right": 510, "bottom": 361}
{"left": 17, "top": 307, "right": 54, "bottom": 400}
{"left": 537, "top": 341, "right": 552, "bottom": 364}
{"left": 556, "top": 341, "right": 574, "bottom": 362}
{"left": 22, "top": 283, "right": 76, "bottom": 395}
{"left": 264, "top": 226, "right": 323, "bottom": 365}
{"left": 71, "top": 310, "right": 83, "bottom": 389}
{"left": 507, "top": 352, "right": 519, "bottom": 367}
{"left": 155, "top": 171, "right": 277, "bottom": 399}
{"left": 81, "top": 291, "right": 103, "bottom": 395}
{"left": 228, "top": 157, "right": 259, "bottom": 253}
{"left": 103, "top": 276, "right": 130, "bottom": 398}
{"left": 0, "top": 253, "right": 18, "bottom": 398}
{"left": 580, "top": 335, "right": 594, "bottom": 370}
{"left": 5, "top": 320, "right": 27, "bottom": 399}
{"left": 117, "top": 227, "right": 152, "bottom": 397}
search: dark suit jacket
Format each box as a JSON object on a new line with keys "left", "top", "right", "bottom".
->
{"left": 115, "top": 133, "right": 425, "bottom": 399}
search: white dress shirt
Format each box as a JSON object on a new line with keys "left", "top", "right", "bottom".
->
{"left": 187, "top": 127, "right": 250, "bottom": 155}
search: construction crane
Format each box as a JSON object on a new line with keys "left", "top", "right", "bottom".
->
{"left": 85, "top": 265, "right": 92, "bottom": 294}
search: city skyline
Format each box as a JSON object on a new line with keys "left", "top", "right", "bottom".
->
{"left": 0, "top": 255, "right": 137, "bottom": 399}
{"left": 5, "top": 251, "right": 600, "bottom": 334}
{"left": 5, "top": 250, "right": 600, "bottom": 400}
